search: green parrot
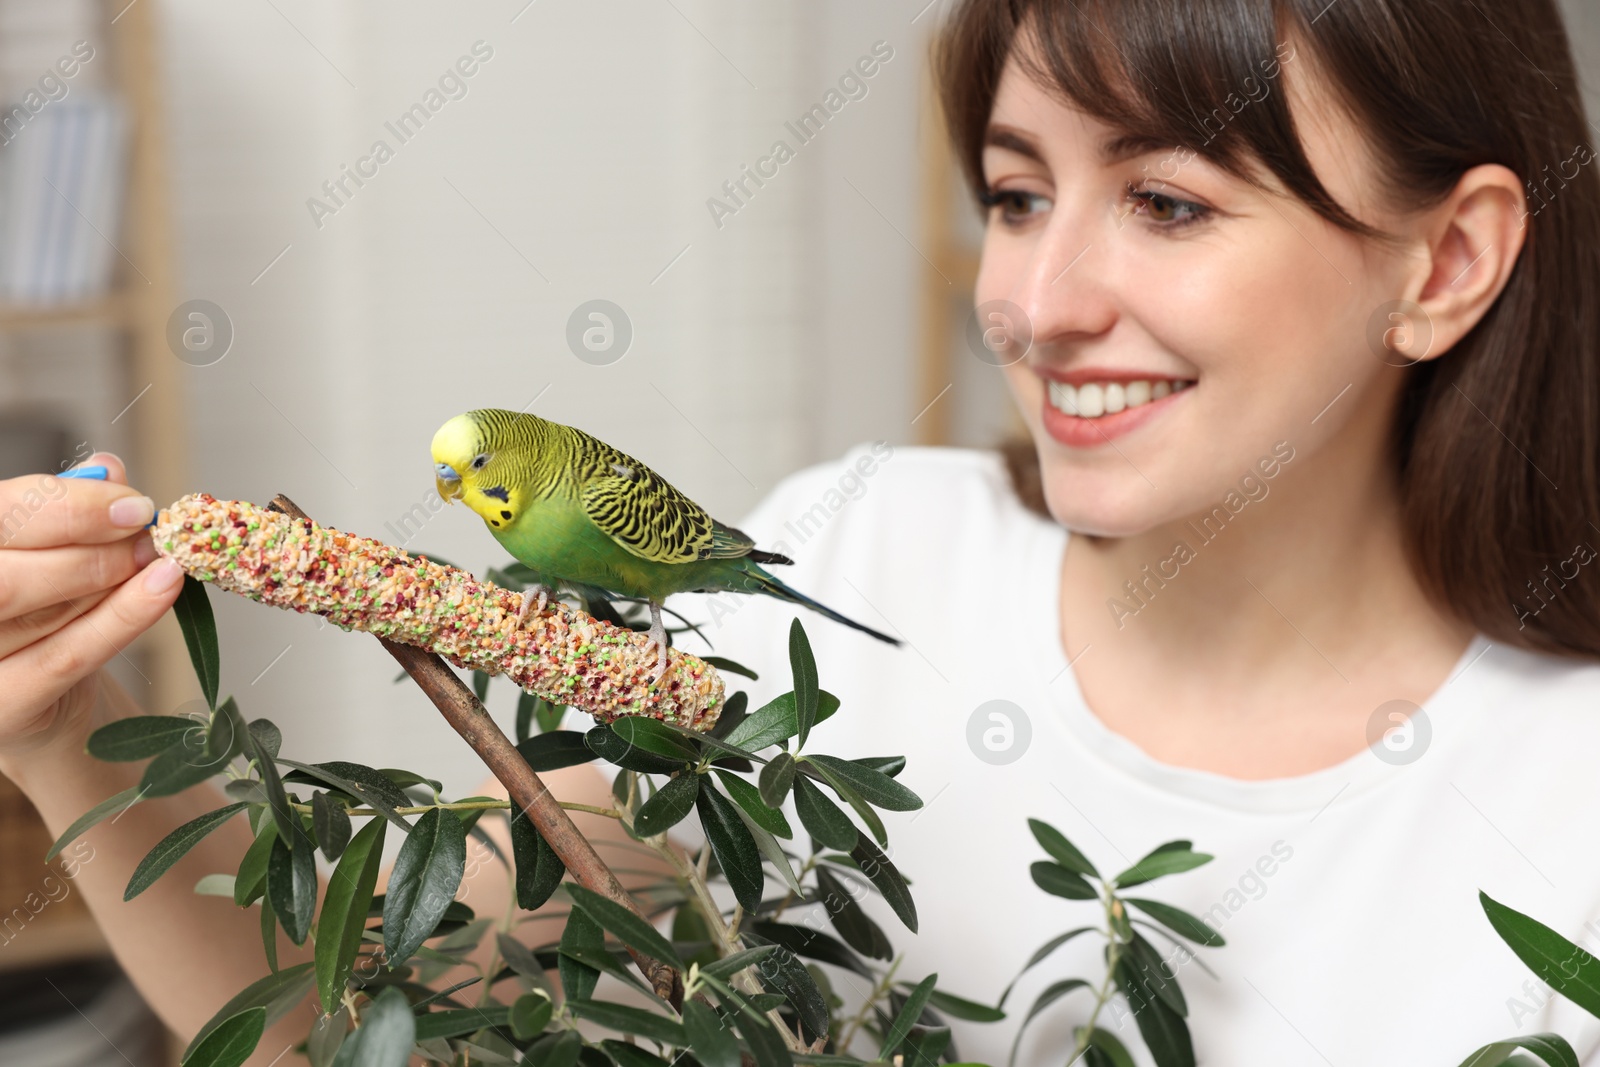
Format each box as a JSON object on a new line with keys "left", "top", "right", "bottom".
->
{"left": 429, "top": 408, "right": 902, "bottom": 682}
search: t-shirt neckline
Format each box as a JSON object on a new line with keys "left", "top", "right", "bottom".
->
{"left": 1024, "top": 518, "right": 1494, "bottom": 815}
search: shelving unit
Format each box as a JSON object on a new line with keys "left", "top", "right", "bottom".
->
{"left": 0, "top": 0, "right": 187, "bottom": 1059}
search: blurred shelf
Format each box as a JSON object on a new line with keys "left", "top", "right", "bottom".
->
{"left": 0, "top": 916, "right": 109, "bottom": 974}
{"left": 0, "top": 295, "right": 128, "bottom": 331}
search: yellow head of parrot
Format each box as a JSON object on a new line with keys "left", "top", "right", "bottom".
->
{"left": 430, "top": 413, "right": 482, "bottom": 507}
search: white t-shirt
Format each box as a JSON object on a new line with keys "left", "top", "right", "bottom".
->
{"left": 584, "top": 442, "right": 1600, "bottom": 1066}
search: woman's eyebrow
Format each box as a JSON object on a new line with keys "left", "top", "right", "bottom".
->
{"left": 983, "top": 124, "right": 1182, "bottom": 166}
{"left": 983, "top": 124, "right": 1045, "bottom": 163}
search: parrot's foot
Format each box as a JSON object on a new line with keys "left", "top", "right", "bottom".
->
{"left": 644, "top": 601, "right": 669, "bottom": 685}
{"left": 515, "top": 583, "right": 555, "bottom": 629}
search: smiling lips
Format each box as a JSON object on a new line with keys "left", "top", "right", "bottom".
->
{"left": 1038, "top": 372, "right": 1195, "bottom": 447}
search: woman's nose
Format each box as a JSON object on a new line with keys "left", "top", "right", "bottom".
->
{"left": 1009, "top": 222, "right": 1118, "bottom": 353}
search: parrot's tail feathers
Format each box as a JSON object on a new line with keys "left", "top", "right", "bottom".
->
{"left": 744, "top": 569, "right": 902, "bottom": 647}
{"left": 747, "top": 547, "right": 794, "bottom": 566}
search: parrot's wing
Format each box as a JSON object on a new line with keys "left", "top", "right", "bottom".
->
{"left": 579, "top": 458, "right": 753, "bottom": 565}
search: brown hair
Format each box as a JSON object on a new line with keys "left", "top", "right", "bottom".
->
{"left": 936, "top": 0, "right": 1600, "bottom": 660}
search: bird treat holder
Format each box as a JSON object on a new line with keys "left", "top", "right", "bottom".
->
{"left": 152, "top": 492, "right": 726, "bottom": 732}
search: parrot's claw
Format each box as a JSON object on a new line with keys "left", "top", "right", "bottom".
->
{"left": 515, "top": 583, "right": 555, "bottom": 630}
{"left": 644, "top": 601, "right": 670, "bottom": 685}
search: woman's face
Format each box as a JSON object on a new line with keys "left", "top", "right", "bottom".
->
{"left": 978, "top": 39, "right": 1417, "bottom": 536}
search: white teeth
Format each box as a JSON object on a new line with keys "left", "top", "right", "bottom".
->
{"left": 1047, "top": 377, "right": 1190, "bottom": 418}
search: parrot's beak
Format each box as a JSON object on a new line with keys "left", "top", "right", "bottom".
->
{"left": 435, "top": 462, "right": 462, "bottom": 503}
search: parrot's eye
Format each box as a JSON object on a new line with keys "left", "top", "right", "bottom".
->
{"left": 470, "top": 453, "right": 490, "bottom": 471}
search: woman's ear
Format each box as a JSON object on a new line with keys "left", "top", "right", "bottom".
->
{"left": 1403, "top": 163, "right": 1529, "bottom": 361}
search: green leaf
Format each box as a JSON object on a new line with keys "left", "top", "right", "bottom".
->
{"left": 850, "top": 833, "right": 916, "bottom": 933}
{"left": 789, "top": 619, "right": 819, "bottom": 750}
{"left": 312, "top": 791, "right": 352, "bottom": 862}
{"left": 661, "top": 721, "right": 765, "bottom": 763}
{"left": 1456, "top": 1037, "right": 1580, "bottom": 1067}
{"left": 792, "top": 775, "right": 857, "bottom": 851}
{"left": 1124, "top": 932, "right": 1186, "bottom": 1017}
{"left": 1114, "top": 960, "right": 1194, "bottom": 1067}
{"left": 510, "top": 802, "right": 566, "bottom": 910}
{"left": 634, "top": 773, "right": 700, "bottom": 838}
{"left": 278, "top": 759, "right": 413, "bottom": 835}
{"left": 568, "top": 1000, "right": 688, "bottom": 1046}
{"left": 1113, "top": 844, "right": 1213, "bottom": 889}
{"left": 249, "top": 719, "right": 283, "bottom": 761}
{"left": 682, "top": 999, "right": 739, "bottom": 1067}
{"left": 181, "top": 1007, "right": 264, "bottom": 1067}
{"left": 758, "top": 751, "right": 798, "bottom": 809}
{"left": 1124, "top": 898, "right": 1224, "bottom": 948}
{"left": 259, "top": 892, "right": 278, "bottom": 972}
{"left": 383, "top": 807, "right": 467, "bottom": 965}
{"left": 473, "top": 669, "right": 491, "bottom": 704}
{"left": 527, "top": 1031, "right": 584, "bottom": 1067}
{"left": 267, "top": 828, "right": 316, "bottom": 945}
{"left": 1031, "top": 861, "right": 1097, "bottom": 900}
{"left": 696, "top": 780, "right": 765, "bottom": 912}
{"left": 904, "top": 1027, "right": 952, "bottom": 1067}
{"left": 516, "top": 690, "right": 537, "bottom": 744}
{"left": 719, "top": 984, "right": 794, "bottom": 1067}
{"left": 179, "top": 962, "right": 315, "bottom": 1064}
{"left": 746, "top": 936, "right": 830, "bottom": 1043}
{"left": 998, "top": 927, "right": 1096, "bottom": 1008}
{"left": 86, "top": 715, "right": 197, "bottom": 761}
{"left": 234, "top": 821, "right": 278, "bottom": 906}
{"left": 1027, "top": 818, "right": 1098, "bottom": 878}
{"left": 723, "top": 690, "right": 841, "bottom": 752}
{"left": 701, "top": 944, "right": 781, "bottom": 979}
{"left": 518, "top": 730, "right": 601, "bottom": 772}
{"left": 46, "top": 785, "right": 142, "bottom": 861}
{"left": 714, "top": 768, "right": 792, "bottom": 839}
{"left": 708, "top": 690, "right": 750, "bottom": 741}
{"left": 559, "top": 904, "right": 603, "bottom": 1003}
{"left": 881, "top": 973, "right": 937, "bottom": 1057}
{"left": 194, "top": 873, "right": 235, "bottom": 897}
{"left": 585, "top": 723, "right": 691, "bottom": 774}
{"left": 1007, "top": 979, "right": 1091, "bottom": 1067}
{"left": 565, "top": 884, "right": 684, "bottom": 970}
{"left": 329, "top": 986, "right": 415, "bottom": 1067}
{"left": 703, "top": 655, "right": 758, "bottom": 680}
{"left": 510, "top": 991, "right": 555, "bottom": 1041}
{"left": 601, "top": 1039, "right": 674, "bottom": 1067}
{"left": 852, "top": 755, "right": 906, "bottom": 778}
{"left": 609, "top": 716, "right": 702, "bottom": 761}
{"left": 1079, "top": 1026, "right": 1138, "bottom": 1067}
{"left": 815, "top": 866, "right": 891, "bottom": 960}
{"left": 139, "top": 699, "right": 245, "bottom": 798}
{"left": 924, "top": 987, "right": 1005, "bottom": 1023}
{"left": 1481, "top": 890, "right": 1600, "bottom": 1017}
{"left": 802, "top": 754, "right": 921, "bottom": 812}
{"left": 174, "top": 574, "right": 220, "bottom": 710}
{"left": 411, "top": 1005, "right": 513, "bottom": 1041}
{"left": 125, "top": 802, "right": 248, "bottom": 900}
{"left": 376, "top": 767, "right": 441, "bottom": 796}
{"left": 315, "top": 816, "right": 386, "bottom": 1012}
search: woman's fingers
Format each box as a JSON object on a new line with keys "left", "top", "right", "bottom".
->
{"left": 0, "top": 469, "right": 156, "bottom": 550}
{"left": 2, "top": 558, "right": 185, "bottom": 717}
{"left": 0, "top": 534, "right": 157, "bottom": 626}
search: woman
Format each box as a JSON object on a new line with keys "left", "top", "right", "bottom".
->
{"left": 5, "top": 0, "right": 1600, "bottom": 1061}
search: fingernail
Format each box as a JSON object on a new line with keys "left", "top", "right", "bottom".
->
{"left": 61, "top": 466, "right": 109, "bottom": 480}
{"left": 143, "top": 558, "right": 183, "bottom": 593}
{"left": 110, "top": 495, "right": 155, "bottom": 528}
{"left": 133, "top": 536, "right": 158, "bottom": 568}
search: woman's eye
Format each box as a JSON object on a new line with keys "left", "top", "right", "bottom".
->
{"left": 1124, "top": 183, "right": 1210, "bottom": 229}
{"left": 979, "top": 186, "right": 1051, "bottom": 225}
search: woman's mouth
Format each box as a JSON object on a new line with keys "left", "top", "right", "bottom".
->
{"left": 1040, "top": 376, "right": 1194, "bottom": 447}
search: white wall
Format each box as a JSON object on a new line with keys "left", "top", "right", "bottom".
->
{"left": 155, "top": 0, "right": 940, "bottom": 795}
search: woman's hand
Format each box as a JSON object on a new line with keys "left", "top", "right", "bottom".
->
{"left": 0, "top": 452, "right": 185, "bottom": 765}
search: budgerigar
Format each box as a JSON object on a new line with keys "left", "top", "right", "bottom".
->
{"left": 430, "top": 408, "right": 902, "bottom": 683}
